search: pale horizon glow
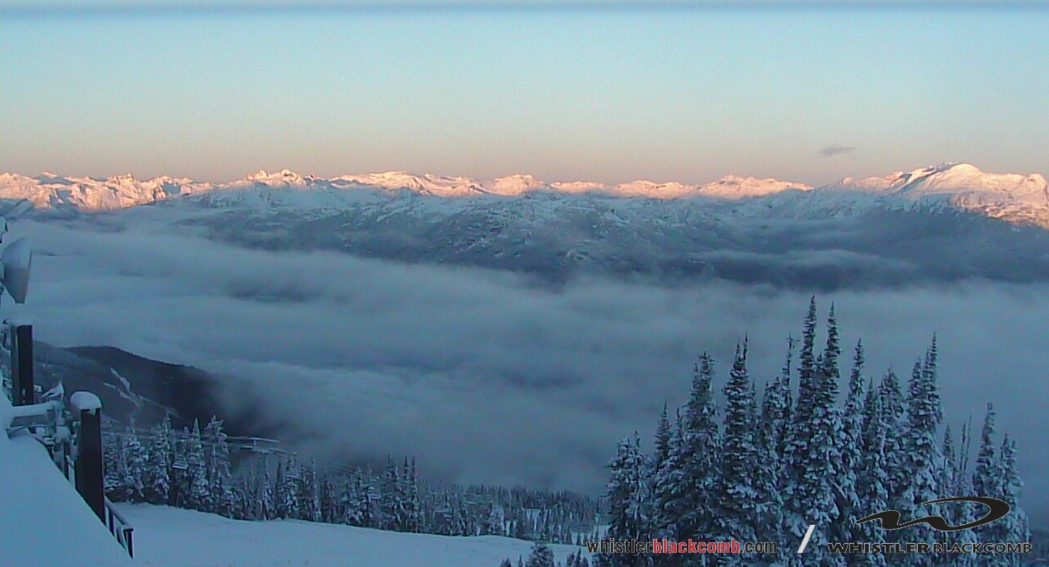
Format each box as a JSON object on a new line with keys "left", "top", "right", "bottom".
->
{"left": 1, "top": 4, "right": 1047, "bottom": 186}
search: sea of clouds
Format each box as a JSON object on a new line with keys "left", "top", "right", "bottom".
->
{"left": 5, "top": 216, "right": 1047, "bottom": 527}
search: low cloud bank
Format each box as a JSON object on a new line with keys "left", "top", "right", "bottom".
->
{"left": 7, "top": 219, "right": 1048, "bottom": 527}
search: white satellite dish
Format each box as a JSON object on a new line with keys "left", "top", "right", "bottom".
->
{"left": 1, "top": 237, "right": 32, "bottom": 304}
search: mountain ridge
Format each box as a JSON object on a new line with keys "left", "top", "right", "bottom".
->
{"left": 3, "top": 162, "right": 1048, "bottom": 290}
{"left": 2, "top": 162, "right": 1046, "bottom": 229}
{"left": 1, "top": 161, "right": 1044, "bottom": 202}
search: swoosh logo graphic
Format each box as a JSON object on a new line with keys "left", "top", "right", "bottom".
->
{"left": 854, "top": 496, "right": 1010, "bottom": 532}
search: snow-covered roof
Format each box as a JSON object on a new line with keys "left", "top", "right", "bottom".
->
{"left": 69, "top": 391, "right": 103, "bottom": 413}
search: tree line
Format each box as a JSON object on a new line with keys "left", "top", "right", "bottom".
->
{"left": 597, "top": 298, "right": 1030, "bottom": 567}
{"left": 101, "top": 417, "right": 601, "bottom": 540}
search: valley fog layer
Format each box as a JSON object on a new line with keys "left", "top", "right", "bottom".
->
{"left": 6, "top": 219, "right": 1048, "bottom": 528}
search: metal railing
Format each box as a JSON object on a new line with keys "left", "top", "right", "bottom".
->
{"left": 105, "top": 498, "right": 135, "bottom": 559}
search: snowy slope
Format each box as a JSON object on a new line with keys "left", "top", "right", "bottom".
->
{"left": 117, "top": 503, "right": 585, "bottom": 567}
{"left": 0, "top": 396, "right": 134, "bottom": 567}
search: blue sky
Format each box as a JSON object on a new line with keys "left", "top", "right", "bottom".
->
{"left": 1, "top": 2, "right": 1046, "bottom": 184}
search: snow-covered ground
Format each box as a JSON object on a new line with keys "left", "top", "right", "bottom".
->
{"left": 117, "top": 503, "right": 585, "bottom": 567}
{"left": 1, "top": 394, "right": 584, "bottom": 567}
{"left": 0, "top": 395, "right": 133, "bottom": 567}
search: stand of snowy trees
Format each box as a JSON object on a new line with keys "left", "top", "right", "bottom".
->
{"left": 100, "top": 417, "right": 601, "bottom": 540}
{"left": 498, "top": 542, "right": 592, "bottom": 567}
{"left": 598, "top": 299, "right": 1031, "bottom": 567}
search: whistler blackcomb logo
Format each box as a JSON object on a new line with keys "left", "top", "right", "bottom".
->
{"left": 855, "top": 496, "right": 1011, "bottom": 532}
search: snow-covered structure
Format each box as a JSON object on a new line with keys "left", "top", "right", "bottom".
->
{"left": 0, "top": 394, "right": 134, "bottom": 566}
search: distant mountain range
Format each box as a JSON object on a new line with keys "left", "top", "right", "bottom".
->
{"left": 3, "top": 162, "right": 1047, "bottom": 288}
{"left": 1, "top": 162, "right": 1047, "bottom": 223}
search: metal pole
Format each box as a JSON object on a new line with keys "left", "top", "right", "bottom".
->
{"left": 10, "top": 323, "right": 34, "bottom": 406}
{"left": 72, "top": 392, "right": 106, "bottom": 522}
{"left": 124, "top": 528, "right": 134, "bottom": 559}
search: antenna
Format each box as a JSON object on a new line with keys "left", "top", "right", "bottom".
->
{"left": 0, "top": 218, "right": 32, "bottom": 305}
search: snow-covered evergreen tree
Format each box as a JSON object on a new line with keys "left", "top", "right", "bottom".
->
{"left": 668, "top": 353, "right": 720, "bottom": 545}
{"left": 403, "top": 457, "right": 422, "bottom": 532}
{"left": 230, "top": 473, "right": 251, "bottom": 520}
{"left": 877, "top": 368, "right": 907, "bottom": 505}
{"left": 652, "top": 402, "right": 672, "bottom": 476}
{"left": 646, "top": 402, "right": 673, "bottom": 543}
{"left": 145, "top": 415, "right": 172, "bottom": 505}
{"left": 344, "top": 468, "right": 373, "bottom": 527}
{"left": 651, "top": 409, "right": 683, "bottom": 544}
{"left": 946, "top": 420, "right": 980, "bottom": 567}
{"left": 202, "top": 417, "right": 234, "bottom": 517}
{"left": 960, "top": 407, "right": 1010, "bottom": 566}
{"left": 380, "top": 455, "right": 402, "bottom": 530}
{"left": 782, "top": 302, "right": 845, "bottom": 566}
{"left": 854, "top": 384, "right": 889, "bottom": 567}
{"left": 170, "top": 428, "right": 191, "bottom": 508}
{"left": 995, "top": 435, "right": 1030, "bottom": 567}
{"left": 320, "top": 473, "right": 339, "bottom": 524}
{"left": 185, "top": 420, "right": 211, "bottom": 512}
{"left": 759, "top": 337, "right": 794, "bottom": 467}
{"left": 898, "top": 339, "right": 944, "bottom": 567}
{"left": 971, "top": 404, "right": 1000, "bottom": 510}
{"left": 482, "top": 504, "right": 506, "bottom": 536}
{"left": 511, "top": 503, "right": 532, "bottom": 541}
{"left": 258, "top": 458, "right": 275, "bottom": 520}
{"left": 524, "top": 541, "right": 555, "bottom": 567}
{"left": 606, "top": 432, "right": 648, "bottom": 539}
{"left": 122, "top": 428, "right": 147, "bottom": 502}
{"left": 103, "top": 429, "right": 125, "bottom": 500}
{"left": 298, "top": 458, "right": 321, "bottom": 522}
{"left": 716, "top": 340, "right": 760, "bottom": 545}
{"left": 274, "top": 453, "right": 301, "bottom": 519}
{"left": 833, "top": 340, "right": 866, "bottom": 545}
{"left": 792, "top": 297, "right": 819, "bottom": 428}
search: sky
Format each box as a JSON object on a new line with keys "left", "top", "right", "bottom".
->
{"left": 1, "top": 1, "right": 1046, "bottom": 185}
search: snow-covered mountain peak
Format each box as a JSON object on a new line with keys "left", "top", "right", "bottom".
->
{"left": 0, "top": 173, "right": 34, "bottom": 185}
{"left": 831, "top": 163, "right": 1045, "bottom": 195}
{"left": 548, "top": 180, "right": 609, "bottom": 194}
{"left": 147, "top": 175, "right": 196, "bottom": 186}
{"left": 608, "top": 180, "right": 694, "bottom": 198}
{"left": 897, "top": 162, "right": 985, "bottom": 189}
{"left": 244, "top": 168, "right": 306, "bottom": 184}
{"left": 108, "top": 172, "right": 137, "bottom": 181}
{"left": 487, "top": 174, "right": 547, "bottom": 195}
{"left": 696, "top": 175, "right": 812, "bottom": 199}
{"left": 889, "top": 162, "right": 1047, "bottom": 201}
{"left": 334, "top": 171, "right": 486, "bottom": 197}
{"left": 815, "top": 163, "right": 1049, "bottom": 226}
